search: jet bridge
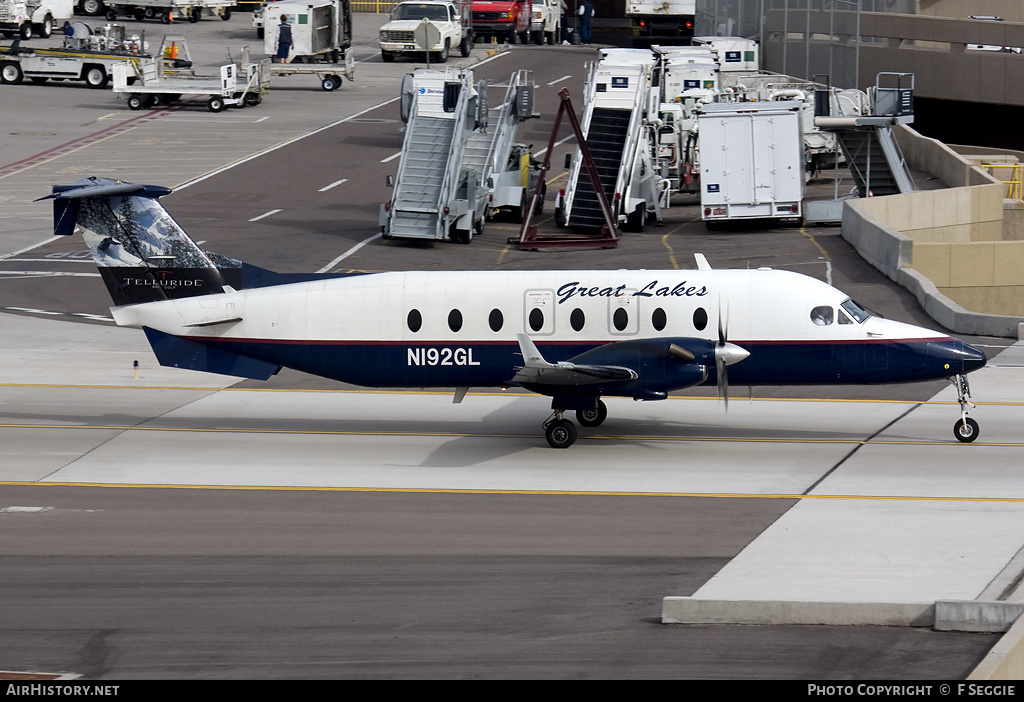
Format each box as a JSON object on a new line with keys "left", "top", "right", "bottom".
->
{"left": 381, "top": 68, "right": 487, "bottom": 244}
{"left": 556, "top": 50, "right": 663, "bottom": 233}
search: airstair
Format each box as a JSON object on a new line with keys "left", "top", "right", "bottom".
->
{"left": 462, "top": 69, "right": 538, "bottom": 221}
{"left": 382, "top": 68, "right": 485, "bottom": 244}
{"left": 559, "top": 52, "right": 660, "bottom": 232}
{"left": 815, "top": 73, "right": 917, "bottom": 198}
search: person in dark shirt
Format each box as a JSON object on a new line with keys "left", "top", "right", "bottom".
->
{"left": 275, "top": 14, "right": 293, "bottom": 63}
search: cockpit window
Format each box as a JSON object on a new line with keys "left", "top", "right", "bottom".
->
{"left": 811, "top": 305, "right": 833, "bottom": 326}
{"left": 838, "top": 308, "right": 853, "bottom": 324}
{"left": 841, "top": 298, "right": 871, "bottom": 323}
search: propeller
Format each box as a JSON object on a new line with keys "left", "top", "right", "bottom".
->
{"left": 714, "top": 303, "right": 750, "bottom": 408}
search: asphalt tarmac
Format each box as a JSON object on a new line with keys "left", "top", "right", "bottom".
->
{"left": 0, "top": 11, "right": 1019, "bottom": 680}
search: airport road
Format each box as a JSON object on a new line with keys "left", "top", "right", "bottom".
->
{"left": 0, "top": 13, "right": 1020, "bottom": 679}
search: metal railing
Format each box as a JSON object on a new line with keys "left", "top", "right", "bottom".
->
{"left": 351, "top": 1, "right": 398, "bottom": 12}
{"left": 983, "top": 162, "right": 1023, "bottom": 202}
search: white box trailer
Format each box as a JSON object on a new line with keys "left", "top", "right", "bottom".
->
{"left": 697, "top": 100, "right": 805, "bottom": 226}
{"left": 262, "top": 0, "right": 354, "bottom": 91}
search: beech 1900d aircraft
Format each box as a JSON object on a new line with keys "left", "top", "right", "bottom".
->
{"left": 44, "top": 177, "right": 988, "bottom": 448}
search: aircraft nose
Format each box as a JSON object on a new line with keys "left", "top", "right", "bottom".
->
{"left": 932, "top": 338, "right": 987, "bottom": 375}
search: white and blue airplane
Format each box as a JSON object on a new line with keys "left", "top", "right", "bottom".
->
{"left": 43, "top": 177, "right": 987, "bottom": 448}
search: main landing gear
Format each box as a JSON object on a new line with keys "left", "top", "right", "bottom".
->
{"left": 542, "top": 399, "right": 607, "bottom": 448}
{"left": 951, "top": 373, "right": 980, "bottom": 443}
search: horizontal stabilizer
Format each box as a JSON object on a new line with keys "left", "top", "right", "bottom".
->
{"left": 143, "top": 327, "right": 280, "bottom": 380}
{"left": 513, "top": 334, "right": 638, "bottom": 386}
{"left": 183, "top": 317, "right": 243, "bottom": 328}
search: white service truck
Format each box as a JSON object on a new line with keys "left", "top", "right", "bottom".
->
{"left": 0, "top": 0, "right": 72, "bottom": 39}
{"left": 626, "top": 0, "right": 695, "bottom": 47}
{"left": 528, "top": 0, "right": 558, "bottom": 45}
{"left": 0, "top": 20, "right": 146, "bottom": 87}
{"left": 100, "top": 0, "right": 236, "bottom": 24}
{"left": 697, "top": 100, "right": 805, "bottom": 227}
{"left": 378, "top": 0, "right": 472, "bottom": 63}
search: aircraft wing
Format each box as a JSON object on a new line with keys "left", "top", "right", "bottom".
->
{"left": 511, "top": 334, "right": 639, "bottom": 387}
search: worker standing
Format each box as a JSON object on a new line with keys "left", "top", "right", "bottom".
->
{"left": 578, "top": 0, "right": 594, "bottom": 45}
{"left": 275, "top": 14, "right": 293, "bottom": 64}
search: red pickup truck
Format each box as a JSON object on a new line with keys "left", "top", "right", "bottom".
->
{"left": 471, "top": 0, "right": 532, "bottom": 44}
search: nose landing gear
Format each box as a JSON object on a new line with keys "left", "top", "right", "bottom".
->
{"left": 951, "top": 374, "right": 980, "bottom": 443}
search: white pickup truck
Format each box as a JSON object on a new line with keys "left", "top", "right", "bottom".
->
{"left": 379, "top": 0, "right": 472, "bottom": 63}
{"left": 529, "top": 0, "right": 559, "bottom": 45}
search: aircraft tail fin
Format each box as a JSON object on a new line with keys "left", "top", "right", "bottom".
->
{"left": 42, "top": 177, "right": 242, "bottom": 306}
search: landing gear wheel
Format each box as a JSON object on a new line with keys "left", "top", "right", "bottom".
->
{"left": 576, "top": 399, "right": 607, "bottom": 428}
{"left": 545, "top": 418, "right": 577, "bottom": 449}
{"left": 207, "top": 96, "right": 225, "bottom": 113}
{"left": 954, "top": 417, "right": 980, "bottom": 443}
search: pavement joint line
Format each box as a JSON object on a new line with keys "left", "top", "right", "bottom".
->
{"left": 2, "top": 480, "right": 1024, "bottom": 503}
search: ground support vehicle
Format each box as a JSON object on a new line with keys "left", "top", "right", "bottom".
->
{"left": 263, "top": 0, "right": 351, "bottom": 60}
{"left": 101, "top": 0, "right": 235, "bottom": 23}
{"left": 113, "top": 45, "right": 269, "bottom": 112}
{"left": 380, "top": 68, "right": 490, "bottom": 244}
{"left": 626, "top": 0, "right": 694, "bottom": 47}
{"left": 557, "top": 51, "right": 664, "bottom": 233}
{"left": 265, "top": 49, "right": 352, "bottom": 91}
{"left": 527, "top": 0, "right": 557, "bottom": 45}
{"left": 1, "top": 0, "right": 71, "bottom": 38}
{"left": 470, "top": 0, "right": 529, "bottom": 44}
{"left": 260, "top": 0, "right": 352, "bottom": 90}
{"left": 378, "top": 0, "right": 471, "bottom": 63}
{"left": 697, "top": 100, "right": 805, "bottom": 227}
{"left": 0, "top": 21, "right": 146, "bottom": 87}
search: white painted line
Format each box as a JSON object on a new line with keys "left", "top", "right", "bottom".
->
{"left": 0, "top": 236, "right": 60, "bottom": 261}
{"left": 534, "top": 134, "right": 577, "bottom": 158}
{"left": 175, "top": 97, "right": 400, "bottom": 191}
{"left": 381, "top": 152, "right": 401, "bottom": 163}
{"left": 254, "top": 117, "right": 270, "bottom": 123}
{"left": 317, "top": 232, "right": 382, "bottom": 274}
{"left": 547, "top": 75, "right": 572, "bottom": 86}
{"left": 318, "top": 178, "right": 348, "bottom": 192}
{"left": 248, "top": 209, "right": 282, "bottom": 222}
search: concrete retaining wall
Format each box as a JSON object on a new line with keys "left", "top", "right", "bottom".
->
{"left": 841, "top": 125, "right": 1024, "bottom": 336}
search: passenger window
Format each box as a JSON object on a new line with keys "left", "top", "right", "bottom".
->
{"left": 613, "top": 307, "right": 628, "bottom": 332}
{"left": 570, "top": 308, "right": 585, "bottom": 332}
{"left": 529, "top": 307, "right": 544, "bottom": 332}
{"left": 407, "top": 309, "right": 422, "bottom": 333}
{"left": 448, "top": 309, "right": 463, "bottom": 332}
{"left": 489, "top": 308, "right": 503, "bottom": 332}
{"left": 652, "top": 307, "right": 667, "bottom": 331}
{"left": 811, "top": 305, "right": 833, "bottom": 326}
{"left": 693, "top": 307, "right": 708, "bottom": 331}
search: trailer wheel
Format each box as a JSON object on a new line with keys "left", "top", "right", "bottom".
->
{"left": 133, "top": 9, "right": 145, "bottom": 20}
{"left": 34, "top": 15, "right": 53, "bottom": 38}
{"left": 208, "top": 96, "right": 225, "bottom": 113}
{"left": 160, "top": 11, "right": 171, "bottom": 23}
{"left": 459, "top": 35, "right": 472, "bottom": 57}
{"left": 80, "top": 0, "right": 105, "bottom": 15}
{"left": 220, "top": 8, "right": 231, "bottom": 20}
{"left": 1, "top": 61, "right": 23, "bottom": 84}
{"left": 190, "top": 8, "right": 201, "bottom": 22}
{"left": 321, "top": 76, "right": 337, "bottom": 91}
{"left": 127, "top": 95, "right": 144, "bottom": 110}
{"left": 244, "top": 93, "right": 261, "bottom": 106}
{"left": 84, "top": 66, "right": 108, "bottom": 89}
{"left": 105, "top": 9, "right": 117, "bottom": 20}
